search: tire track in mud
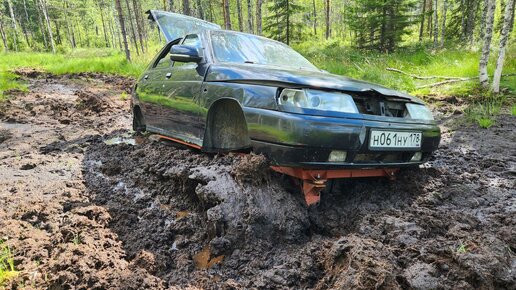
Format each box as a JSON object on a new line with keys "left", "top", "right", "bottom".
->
{"left": 0, "top": 71, "right": 515, "bottom": 289}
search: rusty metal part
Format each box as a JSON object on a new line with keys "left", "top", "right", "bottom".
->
{"left": 157, "top": 135, "right": 202, "bottom": 150}
{"left": 270, "top": 166, "right": 399, "bottom": 205}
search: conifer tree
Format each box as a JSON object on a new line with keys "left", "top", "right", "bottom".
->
{"left": 264, "top": 0, "right": 304, "bottom": 45}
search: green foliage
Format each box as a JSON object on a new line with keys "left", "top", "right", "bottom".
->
{"left": 511, "top": 105, "right": 516, "bottom": 116}
{"left": 264, "top": 0, "right": 305, "bottom": 45}
{"left": 464, "top": 93, "right": 505, "bottom": 128}
{"left": 477, "top": 118, "right": 495, "bottom": 128}
{"left": 0, "top": 48, "right": 155, "bottom": 100}
{"left": 0, "top": 239, "right": 19, "bottom": 286}
{"left": 294, "top": 41, "right": 516, "bottom": 96}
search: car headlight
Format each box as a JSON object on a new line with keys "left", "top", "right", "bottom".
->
{"left": 277, "top": 89, "right": 359, "bottom": 114}
{"left": 406, "top": 104, "right": 434, "bottom": 121}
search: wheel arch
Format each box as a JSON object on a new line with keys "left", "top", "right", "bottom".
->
{"left": 202, "top": 98, "right": 251, "bottom": 151}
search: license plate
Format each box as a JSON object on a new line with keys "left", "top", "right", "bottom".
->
{"left": 369, "top": 130, "right": 422, "bottom": 149}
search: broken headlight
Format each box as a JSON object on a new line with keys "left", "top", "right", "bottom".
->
{"left": 277, "top": 89, "right": 358, "bottom": 114}
{"left": 406, "top": 104, "right": 434, "bottom": 121}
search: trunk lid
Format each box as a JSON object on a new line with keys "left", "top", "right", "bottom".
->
{"left": 146, "top": 10, "right": 220, "bottom": 42}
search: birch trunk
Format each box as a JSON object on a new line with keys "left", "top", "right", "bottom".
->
{"left": 256, "top": 0, "right": 263, "bottom": 35}
{"left": 440, "top": 0, "right": 447, "bottom": 46}
{"left": 169, "top": 0, "right": 174, "bottom": 12}
{"left": 237, "top": 0, "right": 243, "bottom": 31}
{"left": 115, "top": 0, "right": 131, "bottom": 61}
{"left": 480, "top": 0, "right": 489, "bottom": 40}
{"left": 0, "top": 17, "right": 8, "bottom": 52}
{"left": 479, "top": 0, "right": 496, "bottom": 88}
{"left": 247, "top": 0, "right": 253, "bottom": 33}
{"left": 492, "top": 0, "right": 515, "bottom": 92}
{"left": 39, "top": 0, "right": 56, "bottom": 54}
{"left": 6, "top": 0, "right": 18, "bottom": 51}
{"left": 433, "top": 0, "right": 438, "bottom": 47}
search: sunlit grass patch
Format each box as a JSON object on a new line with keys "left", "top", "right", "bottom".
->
{"left": 0, "top": 239, "right": 19, "bottom": 286}
{"left": 294, "top": 41, "right": 516, "bottom": 96}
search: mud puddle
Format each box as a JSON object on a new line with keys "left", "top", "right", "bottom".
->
{"left": 0, "top": 71, "right": 514, "bottom": 289}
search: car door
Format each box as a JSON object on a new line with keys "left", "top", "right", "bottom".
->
{"left": 136, "top": 41, "right": 179, "bottom": 135}
{"left": 160, "top": 34, "right": 206, "bottom": 144}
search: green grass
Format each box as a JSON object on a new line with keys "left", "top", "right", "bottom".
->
{"left": 0, "top": 48, "right": 158, "bottom": 100}
{"left": 294, "top": 41, "right": 516, "bottom": 97}
{"left": 512, "top": 105, "right": 516, "bottom": 116}
{"left": 0, "top": 240, "right": 19, "bottom": 286}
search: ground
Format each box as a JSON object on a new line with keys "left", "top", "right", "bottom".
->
{"left": 0, "top": 72, "right": 514, "bottom": 289}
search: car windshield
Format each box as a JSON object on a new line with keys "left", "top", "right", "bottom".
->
{"left": 210, "top": 31, "right": 319, "bottom": 71}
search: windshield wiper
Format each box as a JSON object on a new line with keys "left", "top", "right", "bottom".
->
{"left": 244, "top": 60, "right": 255, "bottom": 64}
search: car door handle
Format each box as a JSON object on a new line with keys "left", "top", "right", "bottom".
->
{"left": 165, "top": 72, "right": 172, "bottom": 79}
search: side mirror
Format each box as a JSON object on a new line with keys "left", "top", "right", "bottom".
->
{"left": 170, "top": 45, "right": 202, "bottom": 63}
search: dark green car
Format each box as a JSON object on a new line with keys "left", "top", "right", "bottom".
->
{"left": 133, "top": 10, "right": 440, "bottom": 169}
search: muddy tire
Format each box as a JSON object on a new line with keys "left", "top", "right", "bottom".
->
{"left": 132, "top": 106, "right": 146, "bottom": 134}
{"left": 204, "top": 100, "right": 251, "bottom": 151}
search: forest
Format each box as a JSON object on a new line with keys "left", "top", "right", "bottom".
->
{"left": 0, "top": 1, "right": 516, "bottom": 289}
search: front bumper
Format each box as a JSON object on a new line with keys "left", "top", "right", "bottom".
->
{"left": 244, "top": 107, "right": 440, "bottom": 169}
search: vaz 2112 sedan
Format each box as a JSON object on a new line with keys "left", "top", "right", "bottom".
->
{"left": 132, "top": 10, "right": 441, "bottom": 204}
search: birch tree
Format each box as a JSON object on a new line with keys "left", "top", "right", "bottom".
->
{"left": 492, "top": 0, "right": 515, "bottom": 92}
{"left": 6, "top": 0, "right": 18, "bottom": 51}
{"left": 0, "top": 12, "right": 8, "bottom": 51}
{"left": 479, "top": 0, "right": 495, "bottom": 88}
{"left": 39, "top": 0, "right": 56, "bottom": 54}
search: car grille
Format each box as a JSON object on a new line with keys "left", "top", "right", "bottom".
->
{"left": 353, "top": 95, "right": 408, "bottom": 118}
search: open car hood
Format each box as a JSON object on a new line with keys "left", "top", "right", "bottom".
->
{"left": 146, "top": 10, "right": 220, "bottom": 42}
{"left": 206, "top": 64, "right": 425, "bottom": 104}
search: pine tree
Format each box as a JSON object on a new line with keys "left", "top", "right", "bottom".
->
{"left": 345, "top": 0, "right": 419, "bottom": 52}
{"left": 264, "top": 0, "right": 304, "bottom": 45}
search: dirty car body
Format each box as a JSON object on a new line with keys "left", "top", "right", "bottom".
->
{"left": 133, "top": 10, "right": 441, "bottom": 170}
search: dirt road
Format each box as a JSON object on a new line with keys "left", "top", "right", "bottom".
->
{"left": 0, "top": 72, "right": 514, "bottom": 289}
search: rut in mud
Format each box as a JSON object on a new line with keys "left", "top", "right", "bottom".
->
{"left": 0, "top": 71, "right": 514, "bottom": 289}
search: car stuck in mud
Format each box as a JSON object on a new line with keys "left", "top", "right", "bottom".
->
{"left": 133, "top": 10, "right": 441, "bottom": 204}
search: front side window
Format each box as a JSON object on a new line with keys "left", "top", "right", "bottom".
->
{"left": 210, "top": 31, "right": 318, "bottom": 71}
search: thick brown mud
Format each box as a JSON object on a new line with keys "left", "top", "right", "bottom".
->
{"left": 0, "top": 71, "right": 514, "bottom": 289}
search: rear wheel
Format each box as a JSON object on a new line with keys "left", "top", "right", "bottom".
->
{"left": 132, "top": 106, "right": 146, "bottom": 134}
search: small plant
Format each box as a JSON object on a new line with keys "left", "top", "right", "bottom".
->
{"left": 72, "top": 232, "right": 83, "bottom": 245}
{"left": 511, "top": 105, "right": 516, "bottom": 116}
{"left": 120, "top": 92, "right": 129, "bottom": 101}
{"left": 456, "top": 242, "right": 467, "bottom": 254}
{"left": 477, "top": 118, "right": 494, "bottom": 128}
{"left": 0, "top": 239, "right": 19, "bottom": 285}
